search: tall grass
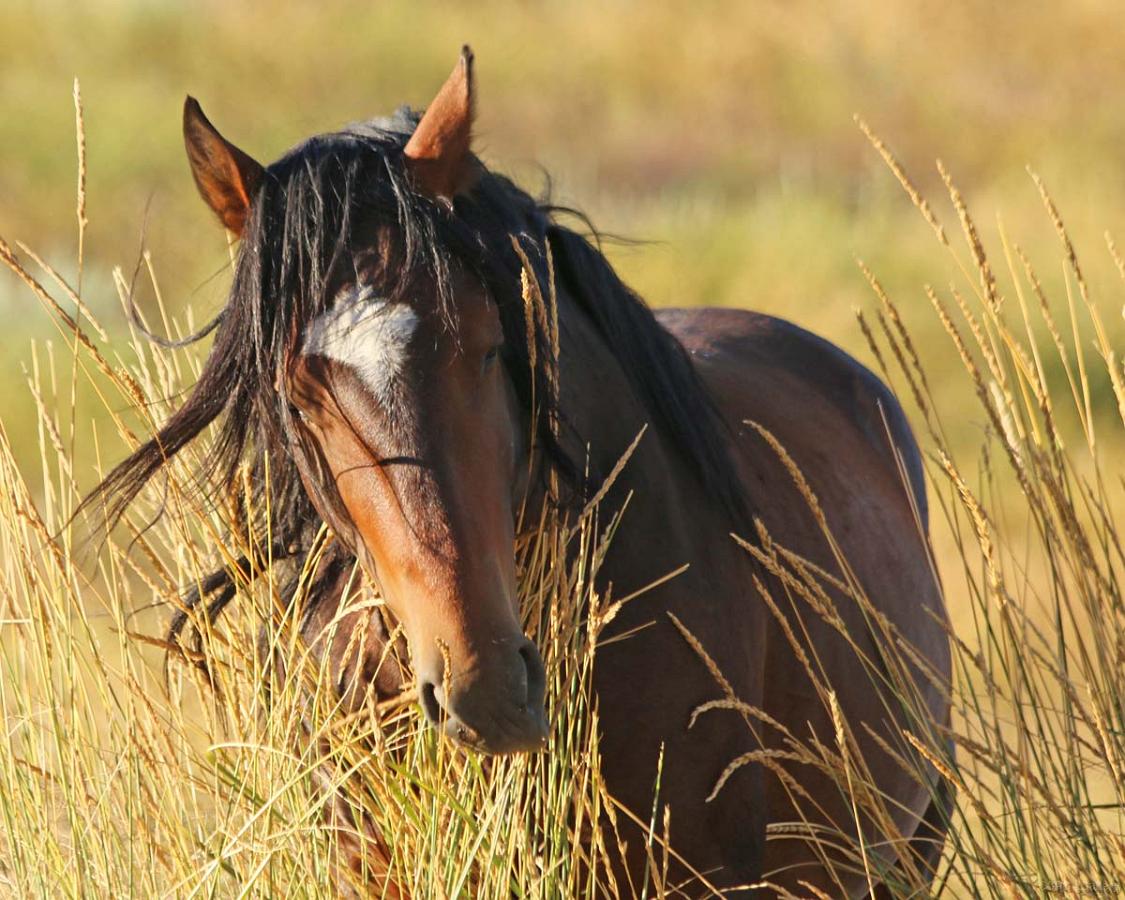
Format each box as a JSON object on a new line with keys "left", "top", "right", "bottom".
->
{"left": 0, "top": 81, "right": 712, "bottom": 894}
{"left": 659, "top": 129, "right": 1125, "bottom": 897}
{"left": 0, "top": 97, "right": 1122, "bottom": 898}
{"left": 0, "top": 209, "right": 664, "bottom": 895}
{"left": 845, "top": 127, "right": 1125, "bottom": 896}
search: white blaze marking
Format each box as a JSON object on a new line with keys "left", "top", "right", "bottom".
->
{"left": 303, "top": 285, "right": 419, "bottom": 405}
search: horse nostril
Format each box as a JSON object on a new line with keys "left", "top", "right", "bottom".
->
{"left": 419, "top": 680, "right": 443, "bottom": 724}
{"left": 519, "top": 640, "right": 546, "bottom": 708}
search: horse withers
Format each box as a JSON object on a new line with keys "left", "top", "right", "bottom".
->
{"left": 93, "top": 47, "right": 953, "bottom": 896}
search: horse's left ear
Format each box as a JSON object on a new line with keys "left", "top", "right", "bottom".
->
{"left": 404, "top": 45, "right": 479, "bottom": 202}
{"left": 183, "top": 97, "right": 265, "bottom": 236}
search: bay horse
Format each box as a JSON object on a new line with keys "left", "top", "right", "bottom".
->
{"left": 92, "top": 48, "right": 953, "bottom": 896}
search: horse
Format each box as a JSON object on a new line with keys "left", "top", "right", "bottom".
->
{"left": 90, "top": 47, "right": 953, "bottom": 896}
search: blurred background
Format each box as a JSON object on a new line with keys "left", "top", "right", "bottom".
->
{"left": 1, "top": 0, "right": 1123, "bottom": 512}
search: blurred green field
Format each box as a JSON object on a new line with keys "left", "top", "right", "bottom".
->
{"left": 3, "top": 0, "right": 1125, "bottom": 474}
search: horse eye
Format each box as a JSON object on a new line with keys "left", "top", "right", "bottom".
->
{"left": 483, "top": 345, "right": 501, "bottom": 369}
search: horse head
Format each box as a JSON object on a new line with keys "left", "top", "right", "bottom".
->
{"left": 182, "top": 48, "right": 549, "bottom": 754}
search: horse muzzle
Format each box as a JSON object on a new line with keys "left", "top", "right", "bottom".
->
{"left": 417, "top": 636, "right": 549, "bottom": 754}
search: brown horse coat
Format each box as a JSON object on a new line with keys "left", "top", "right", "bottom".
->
{"left": 307, "top": 301, "right": 951, "bottom": 897}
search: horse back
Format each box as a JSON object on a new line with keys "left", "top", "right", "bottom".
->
{"left": 658, "top": 307, "right": 928, "bottom": 525}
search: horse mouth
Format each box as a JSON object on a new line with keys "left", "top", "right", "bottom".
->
{"left": 441, "top": 715, "right": 551, "bottom": 756}
{"left": 421, "top": 681, "right": 549, "bottom": 755}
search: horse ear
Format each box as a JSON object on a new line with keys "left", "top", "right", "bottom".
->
{"left": 183, "top": 96, "right": 264, "bottom": 236}
{"left": 404, "top": 46, "right": 478, "bottom": 202}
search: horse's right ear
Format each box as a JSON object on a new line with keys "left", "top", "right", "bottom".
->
{"left": 183, "top": 97, "right": 264, "bottom": 237}
{"left": 404, "top": 46, "right": 478, "bottom": 202}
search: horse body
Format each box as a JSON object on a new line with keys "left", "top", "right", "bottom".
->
{"left": 528, "top": 297, "right": 948, "bottom": 895}
{"left": 91, "top": 47, "right": 952, "bottom": 897}
{"left": 301, "top": 298, "right": 950, "bottom": 896}
{"left": 657, "top": 308, "right": 950, "bottom": 893}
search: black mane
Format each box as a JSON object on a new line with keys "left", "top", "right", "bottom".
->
{"left": 87, "top": 107, "right": 753, "bottom": 648}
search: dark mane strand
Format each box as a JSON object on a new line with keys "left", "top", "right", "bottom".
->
{"left": 81, "top": 107, "right": 753, "bottom": 653}
{"left": 543, "top": 220, "right": 753, "bottom": 530}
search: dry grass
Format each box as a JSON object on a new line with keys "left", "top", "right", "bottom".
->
{"left": 660, "top": 128, "right": 1125, "bottom": 897}
{"left": 0, "top": 92, "right": 1122, "bottom": 899}
{"left": 697, "top": 127, "right": 1125, "bottom": 896}
{"left": 0, "top": 166, "right": 671, "bottom": 895}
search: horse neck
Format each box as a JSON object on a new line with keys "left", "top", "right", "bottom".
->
{"left": 550, "top": 284, "right": 701, "bottom": 531}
